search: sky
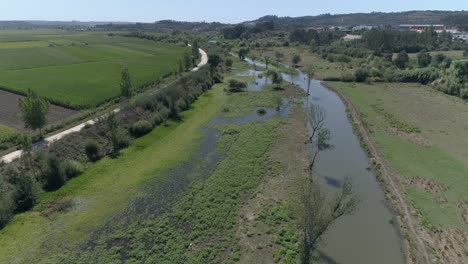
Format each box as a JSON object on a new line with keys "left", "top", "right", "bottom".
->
{"left": 0, "top": 0, "right": 466, "bottom": 23}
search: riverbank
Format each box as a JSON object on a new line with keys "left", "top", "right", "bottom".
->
{"left": 325, "top": 81, "right": 468, "bottom": 264}
{"left": 323, "top": 82, "right": 427, "bottom": 264}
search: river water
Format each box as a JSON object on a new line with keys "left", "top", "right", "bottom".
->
{"left": 241, "top": 59, "right": 405, "bottom": 264}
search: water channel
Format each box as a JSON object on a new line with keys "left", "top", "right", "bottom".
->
{"left": 242, "top": 59, "right": 406, "bottom": 264}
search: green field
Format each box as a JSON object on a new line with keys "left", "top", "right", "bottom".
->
{"left": 0, "top": 30, "right": 185, "bottom": 108}
{"left": 327, "top": 81, "right": 468, "bottom": 231}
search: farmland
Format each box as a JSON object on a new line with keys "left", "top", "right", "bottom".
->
{"left": 0, "top": 56, "right": 308, "bottom": 263}
{"left": 0, "top": 30, "right": 185, "bottom": 108}
{"left": 326, "top": 81, "right": 468, "bottom": 261}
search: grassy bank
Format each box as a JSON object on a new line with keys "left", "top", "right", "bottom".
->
{"left": 0, "top": 84, "right": 226, "bottom": 263}
{"left": 326, "top": 81, "right": 468, "bottom": 262}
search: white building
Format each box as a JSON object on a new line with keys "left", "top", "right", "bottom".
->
{"left": 453, "top": 33, "right": 468, "bottom": 42}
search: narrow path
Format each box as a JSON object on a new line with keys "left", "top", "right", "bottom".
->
{"left": 327, "top": 85, "right": 431, "bottom": 264}
{"left": 1, "top": 48, "right": 208, "bottom": 164}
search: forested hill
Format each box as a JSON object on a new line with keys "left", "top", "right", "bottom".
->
{"left": 1, "top": 10, "right": 467, "bottom": 32}
{"left": 250, "top": 11, "right": 468, "bottom": 29}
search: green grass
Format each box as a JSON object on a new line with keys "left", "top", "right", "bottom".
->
{"left": 0, "top": 30, "right": 185, "bottom": 108}
{"left": 327, "top": 81, "right": 468, "bottom": 231}
{"left": 0, "top": 84, "right": 226, "bottom": 263}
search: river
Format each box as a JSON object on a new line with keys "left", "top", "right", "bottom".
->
{"left": 242, "top": 58, "right": 406, "bottom": 264}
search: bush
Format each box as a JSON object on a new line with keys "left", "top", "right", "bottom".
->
{"left": 62, "top": 160, "right": 84, "bottom": 179}
{"left": 150, "top": 112, "right": 164, "bottom": 126}
{"left": 341, "top": 73, "right": 355, "bottom": 82}
{"left": 132, "top": 120, "right": 153, "bottom": 137}
{"left": 42, "top": 154, "right": 66, "bottom": 191}
{"left": 257, "top": 108, "right": 267, "bottom": 115}
{"left": 115, "top": 130, "right": 131, "bottom": 150}
{"left": 394, "top": 67, "right": 439, "bottom": 85}
{"left": 0, "top": 186, "right": 14, "bottom": 229}
{"left": 354, "top": 68, "right": 369, "bottom": 82}
{"left": 11, "top": 172, "right": 39, "bottom": 213}
{"left": 227, "top": 79, "right": 247, "bottom": 93}
{"left": 85, "top": 140, "right": 100, "bottom": 161}
{"left": 225, "top": 58, "right": 233, "bottom": 68}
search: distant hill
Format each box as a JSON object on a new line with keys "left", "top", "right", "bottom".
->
{"left": 0, "top": 20, "right": 133, "bottom": 29}
{"left": 0, "top": 10, "right": 467, "bottom": 32}
{"left": 248, "top": 11, "right": 468, "bottom": 29}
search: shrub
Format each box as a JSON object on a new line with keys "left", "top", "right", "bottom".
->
{"left": 417, "top": 52, "right": 432, "bottom": 68}
{"left": 11, "top": 172, "right": 39, "bottom": 213}
{"left": 225, "top": 58, "right": 233, "bottom": 68}
{"left": 62, "top": 160, "right": 84, "bottom": 179}
{"left": 341, "top": 73, "right": 355, "bottom": 82}
{"left": 115, "top": 130, "right": 131, "bottom": 150}
{"left": 150, "top": 112, "right": 164, "bottom": 126}
{"left": 394, "top": 67, "right": 439, "bottom": 85}
{"left": 132, "top": 120, "right": 153, "bottom": 137}
{"left": 85, "top": 139, "right": 100, "bottom": 161}
{"left": 257, "top": 108, "right": 267, "bottom": 115}
{"left": 0, "top": 186, "right": 14, "bottom": 229}
{"left": 354, "top": 68, "right": 369, "bottom": 82}
{"left": 42, "top": 154, "right": 65, "bottom": 191}
{"left": 228, "top": 79, "right": 247, "bottom": 93}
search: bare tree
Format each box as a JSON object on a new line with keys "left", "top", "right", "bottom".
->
{"left": 302, "top": 105, "right": 359, "bottom": 264}
{"left": 307, "top": 104, "right": 326, "bottom": 143}
{"left": 301, "top": 177, "right": 358, "bottom": 264}
{"left": 309, "top": 128, "right": 333, "bottom": 172}
{"left": 305, "top": 66, "right": 315, "bottom": 95}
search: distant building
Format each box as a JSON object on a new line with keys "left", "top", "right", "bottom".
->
{"left": 453, "top": 33, "right": 468, "bottom": 42}
{"left": 352, "top": 25, "right": 376, "bottom": 31}
{"left": 398, "top": 24, "right": 446, "bottom": 32}
{"left": 343, "top": 34, "right": 362, "bottom": 41}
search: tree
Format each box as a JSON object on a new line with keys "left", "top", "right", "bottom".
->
{"left": 292, "top": 53, "right": 302, "bottom": 67}
{"left": 301, "top": 177, "right": 358, "bottom": 263}
{"left": 275, "top": 95, "right": 282, "bottom": 111}
{"left": 191, "top": 40, "right": 200, "bottom": 62}
{"left": 275, "top": 51, "right": 284, "bottom": 63}
{"left": 42, "top": 154, "right": 65, "bottom": 191}
{"left": 19, "top": 134, "right": 36, "bottom": 177}
{"left": 264, "top": 55, "right": 271, "bottom": 70}
{"left": 354, "top": 68, "right": 368, "bottom": 82}
{"left": 307, "top": 104, "right": 326, "bottom": 143}
{"left": 305, "top": 66, "right": 315, "bottom": 95}
{"left": 85, "top": 139, "right": 100, "bottom": 161}
{"left": 394, "top": 50, "right": 409, "bottom": 69}
{"left": 302, "top": 105, "right": 358, "bottom": 263}
{"left": 182, "top": 49, "right": 193, "bottom": 71}
{"left": 417, "top": 52, "right": 432, "bottom": 68}
{"left": 19, "top": 89, "right": 49, "bottom": 136}
{"left": 120, "top": 66, "right": 133, "bottom": 98}
{"left": 238, "top": 48, "right": 249, "bottom": 60}
{"left": 208, "top": 54, "right": 221, "bottom": 69}
{"left": 4, "top": 166, "right": 39, "bottom": 212}
{"left": 225, "top": 58, "right": 233, "bottom": 69}
{"left": 178, "top": 59, "right": 184, "bottom": 74}
{"left": 267, "top": 70, "right": 283, "bottom": 89}
{"left": 106, "top": 111, "right": 120, "bottom": 154}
